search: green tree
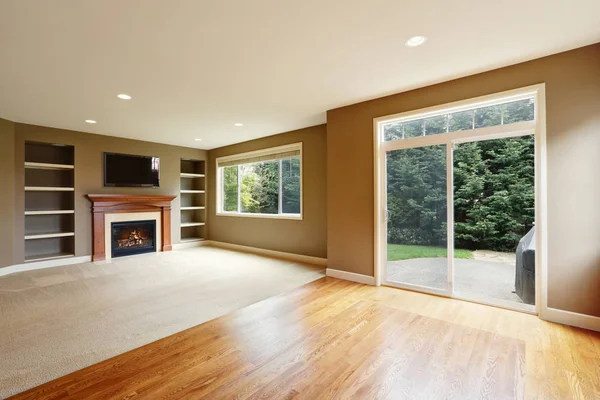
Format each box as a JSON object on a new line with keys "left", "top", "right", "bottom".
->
{"left": 282, "top": 158, "right": 301, "bottom": 213}
{"left": 253, "top": 161, "right": 279, "bottom": 213}
{"left": 387, "top": 145, "right": 447, "bottom": 247}
{"left": 386, "top": 135, "right": 534, "bottom": 252}
{"left": 453, "top": 141, "right": 489, "bottom": 247}
{"left": 225, "top": 157, "right": 301, "bottom": 215}
{"left": 223, "top": 166, "right": 238, "bottom": 211}
{"left": 240, "top": 161, "right": 279, "bottom": 214}
{"left": 240, "top": 166, "right": 260, "bottom": 213}
{"left": 453, "top": 135, "right": 535, "bottom": 251}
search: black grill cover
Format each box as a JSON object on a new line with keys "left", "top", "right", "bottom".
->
{"left": 515, "top": 226, "right": 536, "bottom": 305}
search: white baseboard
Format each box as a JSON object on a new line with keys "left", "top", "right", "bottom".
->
{"left": 326, "top": 268, "right": 376, "bottom": 285}
{"left": 0, "top": 256, "right": 92, "bottom": 277}
{"left": 542, "top": 307, "right": 600, "bottom": 332}
{"left": 172, "top": 240, "right": 210, "bottom": 250}
{"left": 207, "top": 241, "right": 327, "bottom": 267}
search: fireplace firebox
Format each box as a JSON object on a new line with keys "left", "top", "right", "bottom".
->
{"left": 111, "top": 220, "right": 156, "bottom": 258}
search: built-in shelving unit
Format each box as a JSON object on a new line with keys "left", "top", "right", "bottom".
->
{"left": 180, "top": 159, "right": 206, "bottom": 243}
{"left": 24, "top": 141, "right": 75, "bottom": 263}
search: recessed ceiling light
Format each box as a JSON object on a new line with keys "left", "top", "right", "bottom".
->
{"left": 85, "top": 119, "right": 97, "bottom": 124}
{"left": 194, "top": 138, "right": 202, "bottom": 141}
{"left": 233, "top": 123, "right": 243, "bottom": 127}
{"left": 117, "top": 93, "right": 132, "bottom": 100}
{"left": 405, "top": 35, "right": 428, "bottom": 47}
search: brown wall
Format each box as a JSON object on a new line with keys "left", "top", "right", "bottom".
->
{"left": 0, "top": 118, "right": 16, "bottom": 267}
{"left": 327, "top": 43, "right": 600, "bottom": 317}
{"left": 207, "top": 125, "right": 327, "bottom": 259}
{"left": 13, "top": 124, "right": 206, "bottom": 263}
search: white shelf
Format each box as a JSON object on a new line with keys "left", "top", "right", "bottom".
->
{"left": 25, "top": 162, "right": 74, "bottom": 170}
{"left": 25, "top": 210, "right": 75, "bottom": 216}
{"left": 180, "top": 237, "right": 205, "bottom": 243}
{"left": 180, "top": 190, "right": 205, "bottom": 194}
{"left": 180, "top": 173, "right": 205, "bottom": 178}
{"left": 24, "top": 252, "right": 75, "bottom": 263}
{"left": 181, "top": 222, "right": 205, "bottom": 227}
{"left": 25, "top": 232, "right": 75, "bottom": 240}
{"left": 25, "top": 186, "right": 75, "bottom": 192}
{"left": 181, "top": 206, "right": 205, "bottom": 210}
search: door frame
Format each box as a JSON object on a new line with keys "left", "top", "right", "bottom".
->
{"left": 373, "top": 84, "right": 547, "bottom": 315}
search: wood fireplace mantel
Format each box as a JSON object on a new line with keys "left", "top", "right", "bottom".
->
{"left": 87, "top": 194, "right": 177, "bottom": 262}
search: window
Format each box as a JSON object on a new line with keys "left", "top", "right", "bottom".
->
{"left": 383, "top": 98, "right": 534, "bottom": 141}
{"left": 216, "top": 143, "right": 302, "bottom": 219}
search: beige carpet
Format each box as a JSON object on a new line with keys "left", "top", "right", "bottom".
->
{"left": 0, "top": 246, "right": 325, "bottom": 398}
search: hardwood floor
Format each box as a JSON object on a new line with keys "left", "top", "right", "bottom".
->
{"left": 8, "top": 277, "right": 600, "bottom": 400}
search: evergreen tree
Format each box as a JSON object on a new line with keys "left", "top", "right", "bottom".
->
{"left": 387, "top": 145, "right": 447, "bottom": 246}
{"left": 453, "top": 135, "right": 534, "bottom": 251}
{"left": 387, "top": 134, "right": 534, "bottom": 251}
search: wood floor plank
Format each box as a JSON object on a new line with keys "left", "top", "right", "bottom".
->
{"left": 8, "top": 277, "right": 600, "bottom": 400}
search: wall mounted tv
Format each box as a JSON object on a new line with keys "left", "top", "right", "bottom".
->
{"left": 104, "top": 152, "right": 160, "bottom": 187}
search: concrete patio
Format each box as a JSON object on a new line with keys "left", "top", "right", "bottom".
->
{"left": 387, "top": 251, "right": 523, "bottom": 303}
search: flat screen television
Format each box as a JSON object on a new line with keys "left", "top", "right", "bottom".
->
{"left": 104, "top": 152, "right": 160, "bottom": 187}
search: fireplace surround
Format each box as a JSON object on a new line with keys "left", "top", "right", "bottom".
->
{"left": 87, "top": 194, "right": 176, "bottom": 262}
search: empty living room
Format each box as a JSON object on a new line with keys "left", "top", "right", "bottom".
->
{"left": 1, "top": 1, "right": 600, "bottom": 399}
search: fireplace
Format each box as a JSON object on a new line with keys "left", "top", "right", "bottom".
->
{"left": 87, "top": 194, "right": 175, "bottom": 262}
{"left": 111, "top": 220, "right": 156, "bottom": 258}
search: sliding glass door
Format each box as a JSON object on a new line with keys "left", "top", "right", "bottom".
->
{"left": 452, "top": 135, "right": 535, "bottom": 311}
{"left": 385, "top": 145, "right": 448, "bottom": 293}
{"left": 382, "top": 135, "right": 536, "bottom": 311}
{"left": 377, "top": 87, "right": 542, "bottom": 313}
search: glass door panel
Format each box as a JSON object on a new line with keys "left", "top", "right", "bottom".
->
{"left": 452, "top": 136, "right": 535, "bottom": 311}
{"left": 385, "top": 145, "right": 448, "bottom": 291}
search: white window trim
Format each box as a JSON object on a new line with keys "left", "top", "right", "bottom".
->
{"left": 216, "top": 142, "right": 303, "bottom": 220}
{"left": 373, "top": 83, "right": 548, "bottom": 318}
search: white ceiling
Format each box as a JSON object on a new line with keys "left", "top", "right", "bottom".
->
{"left": 1, "top": 1, "right": 599, "bottom": 150}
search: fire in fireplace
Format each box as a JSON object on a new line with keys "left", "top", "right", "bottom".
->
{"left": 111, "top": 220, "right": 156, "bottom": 258}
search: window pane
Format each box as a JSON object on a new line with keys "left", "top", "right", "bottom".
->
{"left": 448, "top": 110, "right": 474, "bottom": 132}
{"left": 474, "top": 104, "right": 503, "bottom": 128}
{"left": 403, "top": 119, "right": 424, "bottom": 138}
{"left": 222, "top": 166, "right": 238, "bottom": 212}
{"left": 386, "top": 145, "right": 448, "bottom": 290}
{"left": 503, "top": 99, "right": 534, "bottom": 124}
{"left": 453, "top": 135, "right": 535, "bottom": 307}
{"left": 383, "top": 122, "right": 403, "bottom": 141}
{"left": 282, "top": 157, "right": 301, "bottom": 214}
{"left": 424, "top": 115, "right": 448, "bottom": 136}
{"left": 381, "top": 98, "right": 534, "bottom": 142}
{"left": 240, "top": 161, "right": 279, "bottom": 214}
